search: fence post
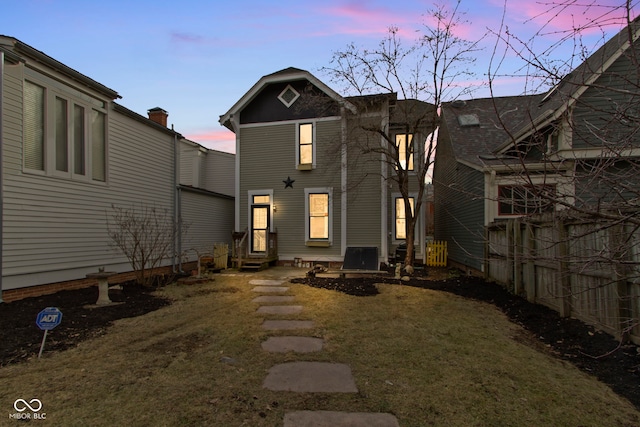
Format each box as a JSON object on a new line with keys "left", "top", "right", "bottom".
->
{"left": 611, "top": 224, "right": 632, "bottom": 341}
{"left": 556, "top": 218, "right": 572, "bottom": 317}
{"left": 506, "top": 219, "right": 514, "bottom": 292}
{"left": 524, "top": 221, "right": 536, "bottom": 303}
{"left": 484, "top": 226, "right": 490, "bottom": 280}
{"left": 513, "top": 218, "right": 523, "bottom": 296}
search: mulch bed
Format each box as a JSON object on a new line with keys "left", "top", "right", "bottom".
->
{"left": 291, "top": 271, "right": 640, "bottom": 410}
{"left": 0, "top": 282, "right": 170, "bottom": 367}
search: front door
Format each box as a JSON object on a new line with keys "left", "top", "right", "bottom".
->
{"left": 251, "top": 198, "right": 270, "bottom": 253}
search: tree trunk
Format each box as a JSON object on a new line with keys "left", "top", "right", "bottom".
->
{"left": 404, "top": 200, "right": 416, "bottom": 269}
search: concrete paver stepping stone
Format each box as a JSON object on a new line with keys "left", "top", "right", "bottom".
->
{"left": 263, "top": 362, "right": 358, "bottom": 392}
{"left": 262, "top": 336, "right": 323, "bottom": 353}
{"left": 257, "top": 305, "right": 303, "bottom": 315}
{"left": 262, "top": 320, "right": 315, "bottom": 330}
{"left": 249, "top": 279, "right": 285, "bottom": 286}
{"left": 252, "top": 295, "right": 295, "bottom": 303}
{"left": 283, "top": 411, "right": 400, "bottom": 427}
{"left": 251, "top": 286, "right": 289, "bottom": 293}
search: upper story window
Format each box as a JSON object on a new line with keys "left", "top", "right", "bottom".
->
{"left": 24, "top": 81, "right": 45, "bottom": 171}
{"left": 395, "top": 133, "right": 414, "bottom": 171}
{"left": 297, "top": 122, "right": 314, "bottom": 170}
{"left": 498, "top": 185, "right": 555, "bottom": 215}
{"left": 23, "top": 78, "right": 107, "bottom": 182}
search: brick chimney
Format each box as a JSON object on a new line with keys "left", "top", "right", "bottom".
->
{"left": 147, "top": 107, "right": 168, "bottom": 127}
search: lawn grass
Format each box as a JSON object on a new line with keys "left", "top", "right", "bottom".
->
{"left": 1, "top": 269, "right": 638, "bottom": 426}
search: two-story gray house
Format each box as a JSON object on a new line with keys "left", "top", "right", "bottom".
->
{"left": 220, "top": 67, "right": 431, "bottom": 269}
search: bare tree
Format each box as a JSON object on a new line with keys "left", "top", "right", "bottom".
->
{"left": 323, "top": 0, "right": 482, "bottom": 269}
{"left": 107, "top": 204, "right": 187, "bottom": 286}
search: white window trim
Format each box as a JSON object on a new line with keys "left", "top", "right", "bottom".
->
{"left": 278, "top": 84, "right": 300, "bottom": 108}
{"left": 23, "top": 72, "right": 108, "bottom": 184}
{"left": 394, "top": 132, "right": 415, "bottom": 172}
{"left": 392, "top": 192, "right": 418, "bottom": 245}
{"left": 247, "top": 189, "right": 274, "bottom": 233}
{"left": 295, "top": 121, "right": 316, "bottom": 170}
{"left": 487, "top": 175, "right": 573, "bottom": 223}
{"left": 305, "top": 187, "right": 332, "bottom": 245}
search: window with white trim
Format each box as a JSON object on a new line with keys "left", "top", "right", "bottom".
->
{"left": 498, "top": 185, "right": 555, "bottom": 215}
{"left": 395, "top": 133, "right": 414, "bottom": 171}
{"left": 395, "top": 196, "right": 415, "bottom": 240}
{"left": 23, "top": 79, "right": 107, "bottom": 182}
{"left": 278, "top": 84, "right": 300, "bottom": 108}
{"left": 297, "top": 123, "right": 314, "bottom": 169}
{"left": 305, "top": 188, "right": 332, "bottom": 245}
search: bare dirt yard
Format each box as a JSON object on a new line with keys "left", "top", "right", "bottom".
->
{"left": 1, "top": 268, "right": 639, "bottom": 411}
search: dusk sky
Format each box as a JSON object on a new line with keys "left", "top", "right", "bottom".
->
{"left": 1, "top": 0, "right": 637, "bottom": 153}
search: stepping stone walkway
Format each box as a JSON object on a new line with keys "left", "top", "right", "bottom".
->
{"left": 262, "top": 319, "right": 315, "bottom": 330}
{"left": 251, "top": 285, "right": 289, "bottom": 293}
{"left": 251, "top": 295, "right": 295, "bottom": 303}
{"left": 284, "top": 411, "right": 400, "bottom": 427}
{"left": 249, "top": 277, "right": 399, "bottom": 426}
{"left": 261, "top": 336, "right": 323, "bottom": 353}
{"left": 256, "top": 305, "right": 303, "bottom": 315}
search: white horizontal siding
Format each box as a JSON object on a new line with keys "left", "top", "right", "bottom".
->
{"left": 2, "top": 71, "right": 177, "bottom": 289}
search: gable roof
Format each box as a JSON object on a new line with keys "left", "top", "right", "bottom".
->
{"left": 497, "top": 15, "right": 640, "bottom": 152}
{"left": 219, "top": 67, "right": 356, "bottom": 131}
{"left": 440, "top": 94, "right": 544, "bottom": 168}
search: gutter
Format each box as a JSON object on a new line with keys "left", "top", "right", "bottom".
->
{"left": 172, "top": 128, "right": 182, "bottom": 274}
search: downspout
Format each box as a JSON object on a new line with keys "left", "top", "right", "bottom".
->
{"left": 0, "top": 51, "right": 4, "bottom": 303}
{"left": 172, "top": 126, "right": 179, "bottom": 273}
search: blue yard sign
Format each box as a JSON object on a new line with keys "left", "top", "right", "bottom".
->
{"left": 36, "top": 307, "right": 63, "bottom": 330}
{"left": 36, "top": 307, "right": 63, "bottom": 358}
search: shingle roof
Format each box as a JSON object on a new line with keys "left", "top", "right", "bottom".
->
{"left": 440, "top": 94, "right": 544, "bottom": 167}
{"left": 442, "top": 15, "right": 640, "bottom": 168}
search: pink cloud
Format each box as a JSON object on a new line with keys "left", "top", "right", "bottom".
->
{"left": 186, "top": 128, "right": 236, "bottom": 153}
{"left": 318, "top": 1, "right": 411, "bottom": 37}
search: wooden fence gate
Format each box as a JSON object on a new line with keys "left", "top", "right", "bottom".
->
{"left": 427, "top": 241, "right": 448, "bottom": 267}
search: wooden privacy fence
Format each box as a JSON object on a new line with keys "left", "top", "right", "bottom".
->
{"left": 427, "top": 240, "right": 448, "bottom": 267}
{"left": 486, "top": 213, "right": 640, "bottom": 343}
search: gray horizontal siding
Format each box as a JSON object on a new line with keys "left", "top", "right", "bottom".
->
{"left": 434, "top": 128, "right": 485, "bottom": 271}
{"left": 181, "top": 190, "right": 234, "bottom": 261}
{"left": 204, "top": 150, "right": 234, "bottom": 196}
{"left": 238, "top": 120, "right": 342, "bottom": 258}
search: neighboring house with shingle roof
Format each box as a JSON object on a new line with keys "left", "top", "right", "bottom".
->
{"left": 434, "top": 16, "right": 640, "bottom": 273}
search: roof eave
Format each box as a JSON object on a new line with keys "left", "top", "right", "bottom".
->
{"left": 12, "top": 38, "right": 121, "bottom": 100}
{"left": 219, "top": 69, "right": 356, "bottom": 131}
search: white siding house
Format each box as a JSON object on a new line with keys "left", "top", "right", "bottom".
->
{"left": 0, "top": 36, "right": 234, "bottom": 301}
